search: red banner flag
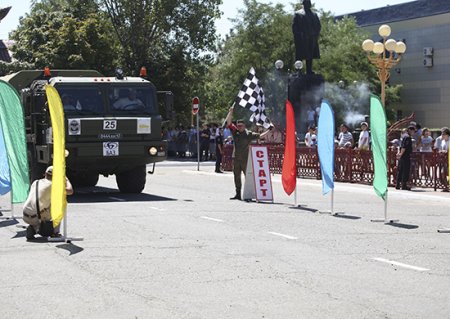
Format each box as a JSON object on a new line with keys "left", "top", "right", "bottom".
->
{"left": 282, "top": 100, "right": 297, "bottom": 195}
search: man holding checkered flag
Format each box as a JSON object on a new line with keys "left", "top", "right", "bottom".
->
{"left": 224, "top": 68, "right": 273, "bottom": 200}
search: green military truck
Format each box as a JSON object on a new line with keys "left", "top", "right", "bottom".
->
{"left": 1, "top": 69, "right": 172, "bottom": 193}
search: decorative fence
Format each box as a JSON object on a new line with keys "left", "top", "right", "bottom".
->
{"left": 222, "top": 144, "right": 449, "bottom": 191}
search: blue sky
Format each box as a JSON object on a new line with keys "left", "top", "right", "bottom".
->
{"left": 1, "top": 0, "right": 412, "bottom": 39}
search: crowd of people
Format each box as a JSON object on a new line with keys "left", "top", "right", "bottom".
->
{"left": 163, "top": 123, "right": 284, "bottom": 161}
{"left": 302, "top": 121, "right": 449, "bottom": 153}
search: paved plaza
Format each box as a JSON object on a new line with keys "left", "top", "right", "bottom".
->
{"left": 1, "top": 161, "right": 450, "bottom": 319}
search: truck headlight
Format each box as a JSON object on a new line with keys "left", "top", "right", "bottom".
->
{"left": 149, "top": 147, "right": 157, "bottom": 156}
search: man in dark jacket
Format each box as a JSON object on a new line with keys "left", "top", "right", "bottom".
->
{"left": 396, "top": 126, "right": 415, "bottom": 190}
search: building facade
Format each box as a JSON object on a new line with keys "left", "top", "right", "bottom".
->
{"left": 340, "top": 0, "right": 450, "bottom": 128}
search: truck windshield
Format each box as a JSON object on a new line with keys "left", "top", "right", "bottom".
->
{"left": 109, "top": 86, "right": 157, "bottom": 114}
{"left": 56, "top": 86, "right": 104, "bottom": 114}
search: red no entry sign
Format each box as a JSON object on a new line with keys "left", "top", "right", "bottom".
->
{"left": 192, "top": 97, "right": 199, "bottom": 115}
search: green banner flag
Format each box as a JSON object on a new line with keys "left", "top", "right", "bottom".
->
{"left": 0, "top": 80, "right": 30, "bottom": 203}
{"left": 370, "top": 94, "right": 388, "bottom": 200}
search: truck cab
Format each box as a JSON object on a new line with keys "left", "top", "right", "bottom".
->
{"left": 2, "top": 69, "right": 172, "bottom": 193}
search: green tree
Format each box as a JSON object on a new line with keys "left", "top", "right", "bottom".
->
{"left": 101, "top": 0, "right": 222, "bottom": 125}
{"left": 202, "top": 0, "right": 293, "bottom": 122}
{"left": 10, "top": 0, "right": 117, "bottom": 75}
{"left": 202, "top": 1, "right": 401, "bottom": 125}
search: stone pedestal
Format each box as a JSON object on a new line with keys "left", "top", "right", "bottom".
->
{"left": 289, "top": 73, "right": 325, "bottom": 137}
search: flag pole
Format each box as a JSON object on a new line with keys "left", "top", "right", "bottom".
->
{"left": 294, "top": 183, "right": 298, "bottom": 207}
{"left": 331, "top": 189, "right": 334, "bottom": 215}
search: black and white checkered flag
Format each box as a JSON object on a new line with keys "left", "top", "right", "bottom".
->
{"left": 235, "top": 68, "right": 273, "bottom": 129}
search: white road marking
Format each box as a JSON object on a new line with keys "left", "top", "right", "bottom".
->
{"left": 109, "top": 196, "right": 126, "bottom": 202}
{"left": 372, "top": 258, "right": 430, "bottom": 272}
{"left": 149, "top": 207, "right": 165, "bottom": 211}
{"left": 200, "top": 216, "right": 224, "bottom": 223}
{"left": 268, "top": 232, "right": 298, "bottom": 240}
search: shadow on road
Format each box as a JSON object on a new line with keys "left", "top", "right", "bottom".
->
{"left": 68, "top": 186, "right": 177, "bottom": 204}
{"left": 56, "top": 243, "right": 84, "bottom": 256}
{"left": 289, "top": 205, "right": 318, "bottom": 213}
{"left": 0, "top": 218, "right": 19, "bottom": 228}
{"left": 332, "top": 214, "right": 362, "bottom": 220}
{"left": 11, "top": 230, "right": 26, "bottom": 239}
{"left": 387, "top": 222, "right": 419, "bottom": 230}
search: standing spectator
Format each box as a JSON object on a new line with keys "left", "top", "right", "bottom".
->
{"left": 304, "top": 126, "right": 317, "bottom": 147}
{"left": 223, "top": 125, "right": 232, "bottom": 141}
{"left": 439, "top": 129, "right": 450, "bottom": 153}
{"left": 176, "top": 126, "right": 188, "bottom": 158}
{"left": 413, "top": 122, "right": 422, "bottom": 151}
{"left": 264, "top": 124, "right": 283, "bottom": 144}
{"left": 358, "top": 122, "right": 370, "bottom": 150}
{"left": 225, "top": 107, "right": 271, "bottom": 200}
{"left": 434, "top": 127, "right": 449, "bottom": 150}
{"left": 419, "top": 128, "right": 433, "bottom": 152}
{"left": 396, "top": 125, "right": 415, "bottom": 190}
{"left": 338, "top": 124, "right": 353, "bottom": 148}
{"left": 307, "top": 106, "right": 315, "bottom": 127}
{"left": 209, "top": 124, "right": 217, "bottom": 160}
{"left": 188, "top": 126, "right": 198, "bottom": 158}
{"left": 200, "top": 124, "right": 211, "bottom": 161}
{"left": 215, "top": 128, "right": 224, "bottom": 173}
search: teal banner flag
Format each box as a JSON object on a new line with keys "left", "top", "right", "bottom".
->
{"left": 0, "top": 119, "right": 11, "bottom": 195}
{"left": 317, "top": 100, "right": 335, "bottom": 195}
{"left": 0, "top": 80, "right": 30, "bottom": 203}
{"left": 370, "top": 94, "right": 388, "bottom": 200}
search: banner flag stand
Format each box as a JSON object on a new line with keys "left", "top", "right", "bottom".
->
{"left": 370, "top": 192, "right": 398, "bottom": 224}
{"left": 0, "top": 194, "right": 17, "bottom": 220}
{"left": 48, "top": 212, "right": 83, "bottom": 243}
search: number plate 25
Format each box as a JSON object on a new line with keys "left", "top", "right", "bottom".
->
{"left": 103, "top": 120, "right": 117, "bottom": 130}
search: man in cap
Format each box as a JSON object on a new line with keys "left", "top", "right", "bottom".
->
{"left": 395, "top": 125, "right": 415, "bottom": 190}
{"left": 23, "top": 166, "right": 74, "bottom": 240}
{"left": 225, "top": 107, "right": 272, "bottom": 200}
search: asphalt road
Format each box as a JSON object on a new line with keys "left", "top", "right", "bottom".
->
{"left": 1, "top": 160, "right": 450, "bottom": 319}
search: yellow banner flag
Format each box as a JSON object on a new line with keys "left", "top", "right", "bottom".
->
{"left": 45, "top": 85, "right": 67, "bottom": 228}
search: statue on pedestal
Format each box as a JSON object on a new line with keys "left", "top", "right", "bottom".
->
{"left": 292, "top": 0, "right": 321, "bottom": 75}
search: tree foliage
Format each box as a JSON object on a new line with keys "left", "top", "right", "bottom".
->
{"left": 202, "top": 1, "right": 401, "bottom": 125}
{"left": 10, "top": 0, "right": 116, "bottom": 75}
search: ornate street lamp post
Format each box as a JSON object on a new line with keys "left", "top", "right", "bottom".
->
{"left": 362, "top": 24, "right": 407, "bottom": 107}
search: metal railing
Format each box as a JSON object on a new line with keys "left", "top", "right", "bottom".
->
{"left": 222, "top": 144, "right": 449, "bottom": 191}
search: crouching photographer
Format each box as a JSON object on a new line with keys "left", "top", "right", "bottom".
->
{"left": 22, "top": 166, "right": 73, "bottom": 240}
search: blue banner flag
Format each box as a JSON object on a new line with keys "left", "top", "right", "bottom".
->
{"left": 0, "top": 120, "right": 11, "bottom": 195}
{"left": 317, "top": 100, "right": 335, "bottom": 195}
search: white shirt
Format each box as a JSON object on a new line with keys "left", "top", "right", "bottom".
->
{"left": 420, "top": 136, "right": 433, "bottom": 152}
{"left": 305, "top": 132, "right": 317, "bottom": 147}
{"left": 434, "top": 136, "right": 443, "bottom": 150}
{"left": 23, "top": 178, "right": 52, "bottom": 220}
{"left": 440, "top": 139, "right": 449, "bottom": 152}
{"left": 358, "top": 130, "right": 370, "bottom": 149}
{"left": 338, "top": 131, "right": 353, "bottom": 147}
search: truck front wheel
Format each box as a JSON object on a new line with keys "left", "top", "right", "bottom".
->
{"left": 116, "top": 165, "right": 147, "bottom": 193}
